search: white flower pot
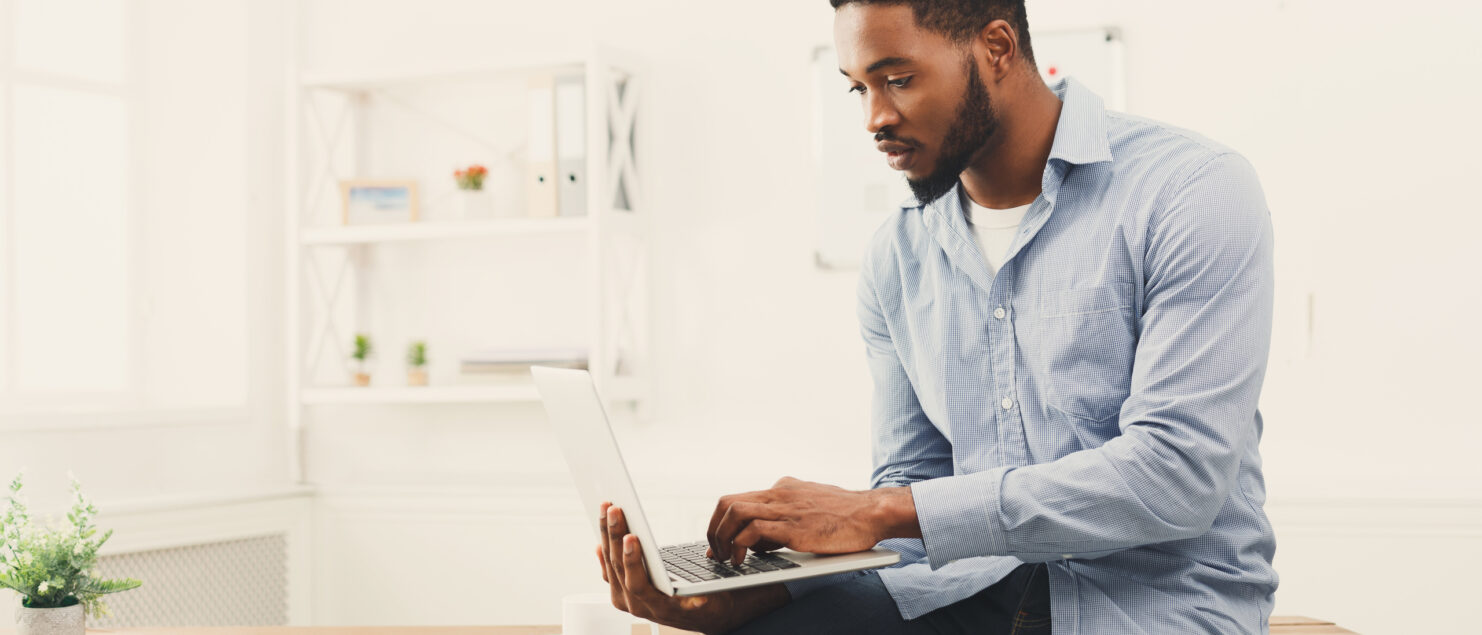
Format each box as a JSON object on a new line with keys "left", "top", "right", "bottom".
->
{"left": 14, "top": 601, "right": 84, "bottom": 635}
{"left": 451, "top": 189, "right": 493, "bottom": 220}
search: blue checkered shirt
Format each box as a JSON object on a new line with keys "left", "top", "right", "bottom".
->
{"left": 783, "top": 77, "right": 1279, "bottom": 634}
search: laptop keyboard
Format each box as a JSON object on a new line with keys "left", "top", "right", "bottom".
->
{"left": 659, "top": 540, "right": 799, "bottom": 583}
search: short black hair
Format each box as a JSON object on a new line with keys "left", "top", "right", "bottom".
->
{"left": 829, "top": 0, "right": 1036, "bottom": 68}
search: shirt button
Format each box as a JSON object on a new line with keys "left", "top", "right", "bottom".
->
{"left": 993, "top": 307, "right": 1006, "bottom": 320}
{"left": 1001, "top": 397, "right": 1013, "bottom": 410}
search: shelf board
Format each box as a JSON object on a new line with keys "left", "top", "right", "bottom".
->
{"left": 299, "top": 217, "right": 589, "bottom": 245}
{"left": 301, "top": 384, "right": 543, "bottom": 405}
{"left": 300, "top": 375, "right": 644, "bottom": 407}
{"left": 300, "top": 59, "right": 586, "bottom": 91}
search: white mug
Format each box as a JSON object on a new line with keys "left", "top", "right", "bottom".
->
{"left": 561, "top": 593, "right": 660, "bottom": 635}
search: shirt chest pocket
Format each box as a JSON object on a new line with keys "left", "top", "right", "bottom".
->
{"left": 1032, "top": 282, "right": 1137, "bottom": 423}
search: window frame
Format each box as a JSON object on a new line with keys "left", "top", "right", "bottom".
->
{"left": 0, "top": 0, "right": 249, "bottom": 431}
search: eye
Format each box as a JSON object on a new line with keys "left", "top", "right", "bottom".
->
{"left": 887, "top": 76, "right": 912, "bottom": 88}
{"left": 848, "top": 84, "right": 865, "bottom": 95}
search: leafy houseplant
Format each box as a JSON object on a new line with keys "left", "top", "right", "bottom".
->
{"left": 406, "top": 341, "right": 428, "bottom": 387}
{"left": 1, "top": 472, "right": 142, "bottom": 635}
{"left": 352, "top": 333, "right": 374, "bottom": 386}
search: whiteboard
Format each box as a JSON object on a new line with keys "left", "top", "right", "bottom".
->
{"left": 811, "top": 28, "right": 1124, "bottom": 269}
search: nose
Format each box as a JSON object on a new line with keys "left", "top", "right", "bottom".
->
{"left": 864, "top": 90, "right": 901, "bottom": 135}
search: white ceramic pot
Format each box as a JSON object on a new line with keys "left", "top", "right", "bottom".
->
{"left": 14, "top": 601, "right": 84, "bottom": 635}
{"left": 451, "top": 189, "right": 493, "bottom": 220}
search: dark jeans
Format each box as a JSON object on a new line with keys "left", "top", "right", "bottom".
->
{"left": 729, "top": 563, "right": 1051, "bottom": 635}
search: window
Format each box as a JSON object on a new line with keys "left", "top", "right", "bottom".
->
{"left": 1, "top": 0, "right": 249, "bottom": 424}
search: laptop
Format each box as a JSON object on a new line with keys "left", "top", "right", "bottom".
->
{"left": 532, "top": 365, "right": 901, "bottom": 597}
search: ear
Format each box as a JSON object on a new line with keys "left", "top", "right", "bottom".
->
{"left": 976, "top": 19, "right": 1020, "bottom": 82}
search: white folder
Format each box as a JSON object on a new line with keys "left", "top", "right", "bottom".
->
{"left": 555, "top": 75, "right": 587, "bottom": 217}
{"left": 527, "top": 74, "right": 559, "bottom": 218}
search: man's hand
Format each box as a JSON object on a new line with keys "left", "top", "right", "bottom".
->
{"left": 597, "top": 502, "right": 789, "bottom": 635}
{"left": 706, "top": 476, "right": 920, "bottom": 565}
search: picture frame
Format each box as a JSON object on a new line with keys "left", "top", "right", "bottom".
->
{"left": 340, "top": 179, "right": 420, "bottom": 225}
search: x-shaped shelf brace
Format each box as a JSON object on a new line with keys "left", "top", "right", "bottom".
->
{"left": 299, "top": 92, "right": 360, "bottom": 379}
{"left": 302, "top": 91, "right": 354, "bottom": 227}
{"left": 602, "top": 72, "right": 646, "bottom": 378}
{"left": 607, "top": 76, "right": 643, "bottom": 212}
{"left": 602, "top": 232, "right": 647, "bottom": 377}
{"left": 304, "top": 249, "right": 355, "bottom": 378}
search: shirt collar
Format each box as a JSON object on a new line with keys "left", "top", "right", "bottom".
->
{"left": 898, "top": 76, "right": 1112, "bottom": 211}
{"left": 1044, "top": 76, "right": 1113, "bottom": 167}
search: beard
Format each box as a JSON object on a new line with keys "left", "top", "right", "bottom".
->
{"left": 901, "top": 58, "right": 999, "bottom": 206}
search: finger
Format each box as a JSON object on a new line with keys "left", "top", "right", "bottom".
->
{"left": 598, "top": 505, "right": 628, "bottom": 611}
{"left": 596, "top": 544, "right": 608, "bottom": 583}
{"left": 706, "top": 487, "right": 777, "bottom": 558}
{"left": 598, "top": 502, "right": 610, "bottom": 575}
{"left": 731, "top": 519, "right": 789, "bottom": 566}
{"left": 706, "top": 495, "right": 733, "bottom": 560}
{"left": 714, "top": 500, "right": 775, "bottom": 561}
{"left": 599, "top": 503, "right": 617, "bottom": 583}
{"left": 621, "top": 534, "right": 663, "bottom": 609}
{"left": 607, "top": 505, "right": 630, "bottom": 588}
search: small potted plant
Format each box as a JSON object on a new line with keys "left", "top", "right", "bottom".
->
{"left": 455, "top": 164, "right": 487, "bottom": 191}
{"left": 1, "top": 471, "right": 142, "bottom": 635}
{"left": 406, "top": 340, "right": 428, "bottom": 386}
{"left": 450, "top": 164, "right": 491, "bottom": 220}
{"left": 351, "top": 333, "right": 374, "bottom": 386}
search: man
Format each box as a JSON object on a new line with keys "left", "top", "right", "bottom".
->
{"left": 597, "top": 1, "right": 1278, "bottom": 633}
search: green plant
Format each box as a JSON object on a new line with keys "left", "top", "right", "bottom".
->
{"left": 406, "top": 341, "right": 427, "bottom": 368}
{"left": 454, "top": 164, "right": 487, "bottom": 190}
{"left": 352, "top": 334, "right": 373, "bottom": 364}
{"left": 0, "top": 471, "right": 142, "bottom": 619}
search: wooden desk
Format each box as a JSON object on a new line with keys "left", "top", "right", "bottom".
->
{"left": 1271, "top": 616, "right": 1360, "bottom": 634}
{"left": 0, "top": 615, "right": 1355, "bottom": 634}
{"left": 0, "top": 629, "right": 694, "bottom": 635}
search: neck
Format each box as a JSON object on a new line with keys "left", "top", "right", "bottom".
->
{"left": 959, "top": 75, "right": 1063, "bottom": 209}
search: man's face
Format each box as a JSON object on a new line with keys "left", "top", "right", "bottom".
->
{"left": 834, "top": 4, "right": 1001, "bottom": 205}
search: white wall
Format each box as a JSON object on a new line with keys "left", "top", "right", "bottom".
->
{"left": 289, "top": 0, "right": 1482, "bottom": 632}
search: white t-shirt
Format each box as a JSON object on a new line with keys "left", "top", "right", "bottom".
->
{"left": 962, "top": 188, "right": 1031, "bottom": 277}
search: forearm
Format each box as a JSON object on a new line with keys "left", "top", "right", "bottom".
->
{"left": 903, "top": 424, "right": 1247, "bottom": 567}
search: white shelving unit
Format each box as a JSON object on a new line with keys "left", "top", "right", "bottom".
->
{"left": 300, "top": 384, "right": 542, "bottom": 406}
{"left": 298, "top": 217, "right": 591, "bottom": 245}
{"left": 284, "top": 45, "right": 649, "bottom": 483}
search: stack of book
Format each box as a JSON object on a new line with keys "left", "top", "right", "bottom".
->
{"left": 459, "top": 346, "right": 588, "bottom": 380}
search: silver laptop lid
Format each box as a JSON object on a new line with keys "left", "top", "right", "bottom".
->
{"left": 532, "top": 365, "right": 673, "bottom": 595}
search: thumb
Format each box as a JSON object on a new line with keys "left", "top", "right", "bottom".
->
{"left": 678, "top": 595, "right": 709, "bottom": 610}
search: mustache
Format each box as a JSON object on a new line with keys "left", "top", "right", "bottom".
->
{"left": 874, "top": 131, "right": 919, "bottom": 148}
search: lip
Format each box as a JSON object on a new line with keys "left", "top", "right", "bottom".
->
{"left": 877, "top": 140, "right": 917, "bottom": 171}
{"left": 886, "top": 148, "right": 915, "bottom": 171}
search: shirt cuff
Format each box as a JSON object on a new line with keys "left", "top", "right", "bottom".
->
{"left": 908, "top": 468, "right": 1009, "bottom": 569}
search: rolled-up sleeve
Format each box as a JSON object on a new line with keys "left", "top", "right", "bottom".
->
{"left": 909, "top": 152, "right": 1275, "bottom": 567}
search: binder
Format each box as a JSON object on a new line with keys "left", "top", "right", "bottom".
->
{"left": 526, "top": 74, "right": 559, "bottom": 218}
{"left": 554, "top": 75, "right": 587, "bottom": 217}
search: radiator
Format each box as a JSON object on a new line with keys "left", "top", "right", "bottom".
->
{"left": 87, "top": 533, "right": 289, "bottom": 628}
